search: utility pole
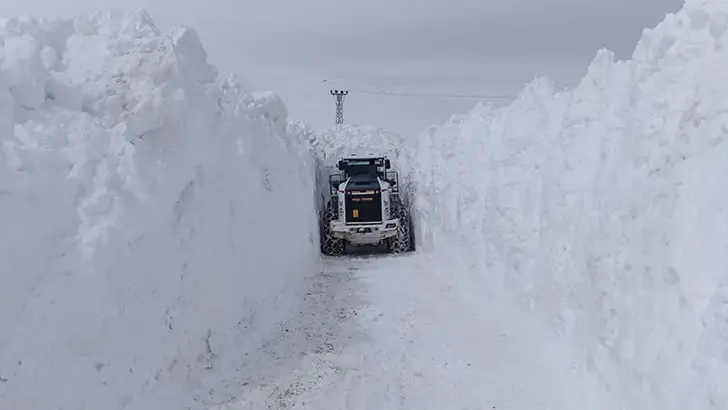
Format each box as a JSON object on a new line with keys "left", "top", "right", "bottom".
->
{"left": 329, "top": 89, "right": 348, "bottom": 125}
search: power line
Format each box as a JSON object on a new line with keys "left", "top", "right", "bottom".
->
{"left": 348, "top": 90, "right": 516, "bottom": 100}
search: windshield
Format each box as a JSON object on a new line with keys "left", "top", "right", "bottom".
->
{"left": 346, "top": 164, "right": 379, "bottom": 177}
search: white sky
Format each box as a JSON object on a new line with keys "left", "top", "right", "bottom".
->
{"left": 1, "top": 0, "right": 684, "bottom": 135}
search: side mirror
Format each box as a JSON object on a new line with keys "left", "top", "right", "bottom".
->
{"left": 337, "top": 161, "right": 345, "bottom": 170}
{"left": 385, "top": 159, "right": 391, "bottom": 169}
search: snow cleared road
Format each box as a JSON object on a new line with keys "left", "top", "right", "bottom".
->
{"left": 216, "top": 251, "right": 613, "bottom": 410}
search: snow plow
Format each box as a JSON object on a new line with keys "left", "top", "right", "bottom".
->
{"left": 319, "top": 155, "right": 414, "bottom": 255}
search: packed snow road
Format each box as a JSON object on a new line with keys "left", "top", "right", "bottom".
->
{"left": 213, "top": 252, "right": 612, "bottom": 410}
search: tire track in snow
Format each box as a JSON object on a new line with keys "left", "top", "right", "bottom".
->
{"left": 206, "top": 257, "right": 372, "bottom": 409}
{"left": 214, "top": 252, "right": 615, "bottom": 409}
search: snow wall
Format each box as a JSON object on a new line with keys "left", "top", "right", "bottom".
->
{"left": 411, "top": 2, "right": 728, "bottom": 409}
{"left": 0, "top": 11, "right": 319, "bottom": 409}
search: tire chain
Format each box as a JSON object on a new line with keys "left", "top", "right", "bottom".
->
{"left": 320, "top": 202, "right": 344, "bottom": 255}
{"left": 389, "top": 206, "right": 412, "bottom": 253}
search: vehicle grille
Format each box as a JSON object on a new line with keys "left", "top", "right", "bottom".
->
{"left": 345, "top": 190, "right": 382, "bottom": 223}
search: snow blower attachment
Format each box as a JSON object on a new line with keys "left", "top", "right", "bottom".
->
{"left": 320, "top": 155, "right": 414, "bottom": 255}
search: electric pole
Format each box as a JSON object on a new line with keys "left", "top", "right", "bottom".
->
{"left": 329, "top": 89, "right": 348, "bottom": 125}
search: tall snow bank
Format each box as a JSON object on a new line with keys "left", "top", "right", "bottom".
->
{"left": 412, "top": 2, "right": 728, "bottom": 409}
{"left": 0, "top": 11, "right": 319, "bottom": 409}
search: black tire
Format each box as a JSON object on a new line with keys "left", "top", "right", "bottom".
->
{"left": 408, "top": 211, "right": 416, "bottom": 251}
{"left": 320, "top": 199, "right": 345, "bottom": 256}
{"left": 387, "top": 198, "right": 412, "bottom": 254}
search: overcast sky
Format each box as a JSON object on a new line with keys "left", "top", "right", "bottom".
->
{"left": 1, "top": 0, "right": 683, "bottom": 135}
